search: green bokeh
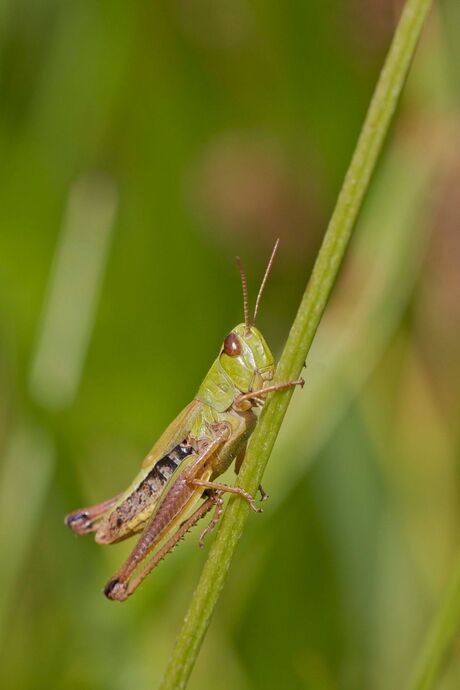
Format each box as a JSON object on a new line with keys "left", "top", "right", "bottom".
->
{"left": 1, "top": 2, "right": 459, "bottom": 689}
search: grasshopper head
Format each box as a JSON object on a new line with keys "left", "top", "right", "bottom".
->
{"left": 219, "top": 324, "right": 275, "bottom": 393}
{"left": 218, "top": 239, "right": 280, "bottom": 393}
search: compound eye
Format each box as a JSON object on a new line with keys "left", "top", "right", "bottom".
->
{"left": 223, "top": 332, "right": 242, "bottom": 357}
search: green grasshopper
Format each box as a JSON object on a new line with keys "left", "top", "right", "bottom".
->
{"left": 65, "top": 240, "right": 303, "bottom": 601}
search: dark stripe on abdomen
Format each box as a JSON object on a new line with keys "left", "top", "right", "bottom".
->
{"left": 109, "top": 443, "right": 193, "bottom": 530}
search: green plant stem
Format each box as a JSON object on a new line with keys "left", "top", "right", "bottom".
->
{"left": 406, "top": 552, "right": 460, "bottom": 690}
{"left": 160, "top": 1, "right": 433, "bottom": 687}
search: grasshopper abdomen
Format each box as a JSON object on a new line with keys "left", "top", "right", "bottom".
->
{"left": 96, "top": 442, "right": 194, "bottom": 544}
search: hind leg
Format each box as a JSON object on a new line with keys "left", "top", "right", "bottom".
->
{"left": 105, "top": 496, "right": 215, "bottom": 601}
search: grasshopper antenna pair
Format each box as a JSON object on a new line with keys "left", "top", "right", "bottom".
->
{"left": 236, "top": 237, "right": 280, "bottom": 335}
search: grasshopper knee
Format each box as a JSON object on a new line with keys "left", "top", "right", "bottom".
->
{"left": 65, "top": 511, "right": 87, "bottom": 526}
{"left": 65, "top": 511, "right": 93, "bottom": 534}
{"left": 104, "top": 578, "right": 128, "bottom": 601}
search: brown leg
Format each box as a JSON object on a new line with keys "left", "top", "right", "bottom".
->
{"left": 105, "top": 497, "right": 215, "bottom": 601}
{"left": 65, "top": 493, "right": 122, "bottom": 535}
{"left": 189, "top": 479, "right": 262, "bottom": 513}
{"left": 198, "top": 492, "right": 224, "bottom": 547}
{"left": 234, "top": 378, "right": 304, "bottom": 409}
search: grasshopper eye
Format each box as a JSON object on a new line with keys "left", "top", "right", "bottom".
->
{"left": 223, "top": 333, "right": 242, "bottom": 357}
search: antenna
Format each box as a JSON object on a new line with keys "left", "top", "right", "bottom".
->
{"left": 236, "top": 255, "right": 250, "bottom": 333}
{"left": 253, "top": 238, "right": 279, "bottom": 323}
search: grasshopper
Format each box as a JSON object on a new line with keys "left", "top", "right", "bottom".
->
{"left": 65, "top": 240, "right": 303, "bottom": 601}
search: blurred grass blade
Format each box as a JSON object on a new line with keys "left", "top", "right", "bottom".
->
{"left": 0, "top": 174, "right": 116, "bottom": 645}
{"left": 160, "top": 0, "right": 433, "bottom": 687}
{"left": 406, "top": 552, "right": 460, "bottom": 690}
{"left": 0, "top": 423, "right": 54, "bottom": 639}
{"left": 30, "top": 174, "right": 117, "bottom": 409}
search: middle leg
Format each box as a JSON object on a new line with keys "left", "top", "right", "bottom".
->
{"left": 189, "top": 479, "right": 262, "bottom": 513}
{"left": 198, "top": 491, "right": 224, "bottom": 547}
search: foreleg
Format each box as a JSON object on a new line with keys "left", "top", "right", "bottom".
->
{"left": 233, "top": 378, "right": 304, "bottom": 410}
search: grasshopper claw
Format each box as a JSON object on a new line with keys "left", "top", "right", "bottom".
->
{"left": 248, "top": 498, "right": 263, "bottom": 513}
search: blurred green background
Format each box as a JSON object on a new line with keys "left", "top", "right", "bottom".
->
{"left": 1, "top": 1, "right": 459, "bottom": 689}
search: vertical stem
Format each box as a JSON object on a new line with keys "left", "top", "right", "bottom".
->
{"left": 160, "top": 0, "right": 434, "bottom": 687}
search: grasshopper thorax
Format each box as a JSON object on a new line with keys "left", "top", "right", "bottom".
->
{"left": 219, "top": 324, "right": 275, "bottom": 394}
